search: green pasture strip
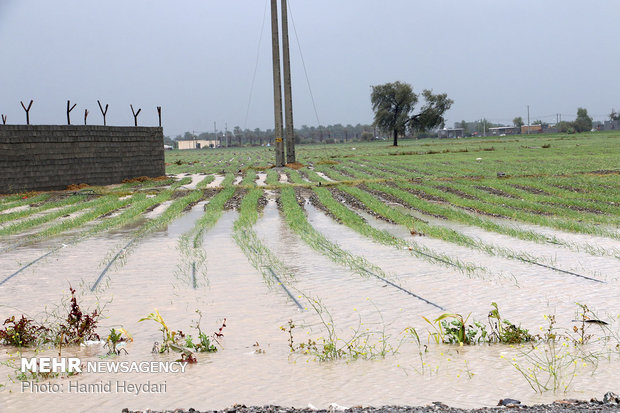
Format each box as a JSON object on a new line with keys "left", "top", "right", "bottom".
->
{"left": 195, "top": 175, "right": 215, "bottom": 189}
{"left": 312, "top": 186, "right": 489, "bottom": 277}
{"left": 265, "top": 169, "right": 280, "bottom": 185}
{"left": 480, "top": 177, "right": 618, "bottom": 207}
{"left": 301, "top": 167, "right": 328, "bottom": 183}
{"left": 408, "top": 180, "right": 619, "bottom": 238}
{"left": 341, "top": 161, "right": 618, "bottom": 239}
{"left": 367, "top": 181, "right": 618, "bottom": 258}
{"left": 0, "top": 194, "right": 87, "bottom": 225}
{"left": 360, "top": 158, "right": 619, "bottom": 213}
{"left": 0, "top": 194, "right": 24, "bottom": 204}
{"left": 513, "top": 176, "right": 620, "bottom": 205}
{"left": 0, "top": 193, "right": 51, "bottom": 212}
{"left": 286, "top": 169, "right": 306, "bottom": 185}
{"left": 0, "top": 195, "right": 101, "bottom": 237}
{"left": 514, "top": 175, "right": 618, "bottom": 198}
{"left": 280, "top": 187, "right": 395, "bottom": 281}
{"left": 216, "top": 173, "right": 236, "bottom": 188}
{"left": 426, "top": 180, "right": 619, "bottom": 227}
{"left": 241, "top": 169, "right": 258, "bottom": 187}
{"left": 458, "top": 180, "right": 619, "bottom": 219}
{"left": 233, "top": 189, "right": 300, "bottom": 299}
{"left": 138, "top": 177, "right": 176, "bottom": 189}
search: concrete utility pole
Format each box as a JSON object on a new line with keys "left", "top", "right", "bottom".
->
{"left": 527, "top": 105, "right": 530, "bottom": 135}
{"left": 270, "top": 0, "right": 285, "bottom": 167}
{"left": 281, "top": 0, "right": 296, "bottom": 164}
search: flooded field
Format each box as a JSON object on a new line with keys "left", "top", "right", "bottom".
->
{"left": 1, "top": 136, "right": 619, "bottom": 412}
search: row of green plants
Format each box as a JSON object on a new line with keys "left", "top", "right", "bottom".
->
{"left": 363, "top": 157, "right": 617, "bottom": 218}
{"left": 310, "top": 186, "right": 492, "bottom": 279}
{"left": 232, "top": 188, "right": 298, "bottom": 295}
{"left": 308, "top": 169, "right": 604, "bottom": 281}
{"left": 336, "top": 161, "right": 618, "bottom": 239}
{"left": 0, "top": 193, "right": 51, "bottom": 213}
{"left": 279, "top": 187, "right": 397, "bottom": 284}
{"left": 176, "top": 176, "right": 237, "bottom": 288}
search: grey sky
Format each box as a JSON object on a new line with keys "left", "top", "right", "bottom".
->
{"left": 1, "top": 0, "right": 619, "bottom": 137}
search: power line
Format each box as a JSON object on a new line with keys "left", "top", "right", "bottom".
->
{"left": 243, "top": 0, "right": 269, "bottom": 130}
{"left": 287, "top": 0, "right": 321, "bottom": 126}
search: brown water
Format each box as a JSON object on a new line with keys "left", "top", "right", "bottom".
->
{"left": 0, "top": 201, "right": 619, "bottom": 412}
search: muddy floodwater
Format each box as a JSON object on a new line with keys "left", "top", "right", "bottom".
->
{"left": 1, "top": 200, "right": 619, "bottom": 413}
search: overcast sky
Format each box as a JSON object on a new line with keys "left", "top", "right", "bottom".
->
{"left": 1, "top": 0, "right": 619, "bottom": 137}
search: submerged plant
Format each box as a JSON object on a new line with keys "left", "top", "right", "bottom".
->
{"left": 140, "top": 309, "right": 225, "bottom": 357}
{"left": 0, "top": 315, "right": 49, "bottom": 347}
{"left": 56, "top": 287, "right": 101, "bottom": 345}
{"left": 282, "top": 297, "right": 398, "bottom": 362}
{"left": 104, "top": 328, "right": 132, "bottom": 355}
{"left": 488, "top": 302, "right": 532, "bottom": 344}
{"left": 139, "top": 309, "right": 179, "bottom": 354}
{"left": 423, "top": 313, "right": 487, "bottom": 345}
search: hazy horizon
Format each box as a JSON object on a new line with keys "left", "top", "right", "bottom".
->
{"left": 1, "top": 0, "right": 618, "bottom": 137}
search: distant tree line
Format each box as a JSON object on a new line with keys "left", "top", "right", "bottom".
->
{"left": 165, "top": 123, "right": 400, "bottom": 148}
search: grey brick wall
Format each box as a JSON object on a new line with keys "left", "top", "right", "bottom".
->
{"left": 0, "top": 125, "right": 165, "bottom": 193}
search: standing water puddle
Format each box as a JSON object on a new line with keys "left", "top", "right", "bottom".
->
{"left": 0, "top": 200, "right": 619, "bottom": 412}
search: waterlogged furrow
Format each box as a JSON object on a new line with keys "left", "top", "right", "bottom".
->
{"left": 336, "top": 185, "right": 605, "bottom": 282}
{"left": 286, "top": 169, "right": 306, "bottom": 185}
{"left": 233, "top": 189, "right": 300, "bottom": 305}
{"left": 29, "top": 193, "right": 139, "bottom": 240}
{"left": 280, "top": 187, "right": 447, "bottom": 309}
{"left": 0, "top": 195, "right": 105, "bottom": 236}
{"left": 195, "top": 175, "right": 216, "bottom": 189}
{"left": 367, "top": 159, "right": 618, "bottom": 216}
{"left": 181, "top": 186, "right": 236, "bottom": 249}
{"left": 421, "top": 179, "right": 620, "bottom": 228}
{"left": 311, "top": 186, "right": 493, "bottom": 279}
{"left": 265, "top": 169, "right": 280, "bottom": 186}
{"left": 506, "top": 178, "right": 620, "bottom": 206}
{"left": 475, "top": 181, "right": 618, "bottom": 216}
{"left": 0, "top": 193, "right": 51, "bottom": 213}
{"left": 337, "top": 161, "right": 619, "bottom": 240}
{"left": 0, "top": 193, "right": 87, "bottom": 225}
{"left": 280, "top": 187, "right": 395, "bottom": 282}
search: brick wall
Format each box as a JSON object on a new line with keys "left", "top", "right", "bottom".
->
{"left": 0, "top": 125, "right": 165, "bottom": 193}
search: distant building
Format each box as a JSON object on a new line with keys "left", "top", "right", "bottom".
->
{"left": 177, "top": 139, "right": 219, "bottom": 150}
{"left": 438, "top": 128, "right": 464, "bottom": 138}
{"left": 521, "top": 125, "right": 543, "bottom": 134}
{"left": 603, "top": 120, "right": 620, "bottom": 130}
{"left": 488, "top": 126, "right": 520, "bottom": 136}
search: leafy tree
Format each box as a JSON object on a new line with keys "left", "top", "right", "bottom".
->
{"left": 360, "top": 131, "right": 374, "bottom": 141}
{"left": 513, "top": 117, "right": 524, "bottom": 128}
{"left": 409, "top": 90, "right": 454, "bottom": 135}
{"left": 371, "top": 81, "right": 452, "bottom": 146}
{"left": 459, "top": 120, "right": 469, "bottom": 135}
{"left": 574, "top": 108, "right": 593, "bottom": 132}
{"left": 163, "top": 136, "right": 177, "bottom": 148}
{"left": 557, "top": 121, "right": 576, "bottom": 134}
{"left": 532, "top": 120, "right": 549, "bottom": 128}
{"left": 609, "top": 109, "right": 619, "bottom": 121}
